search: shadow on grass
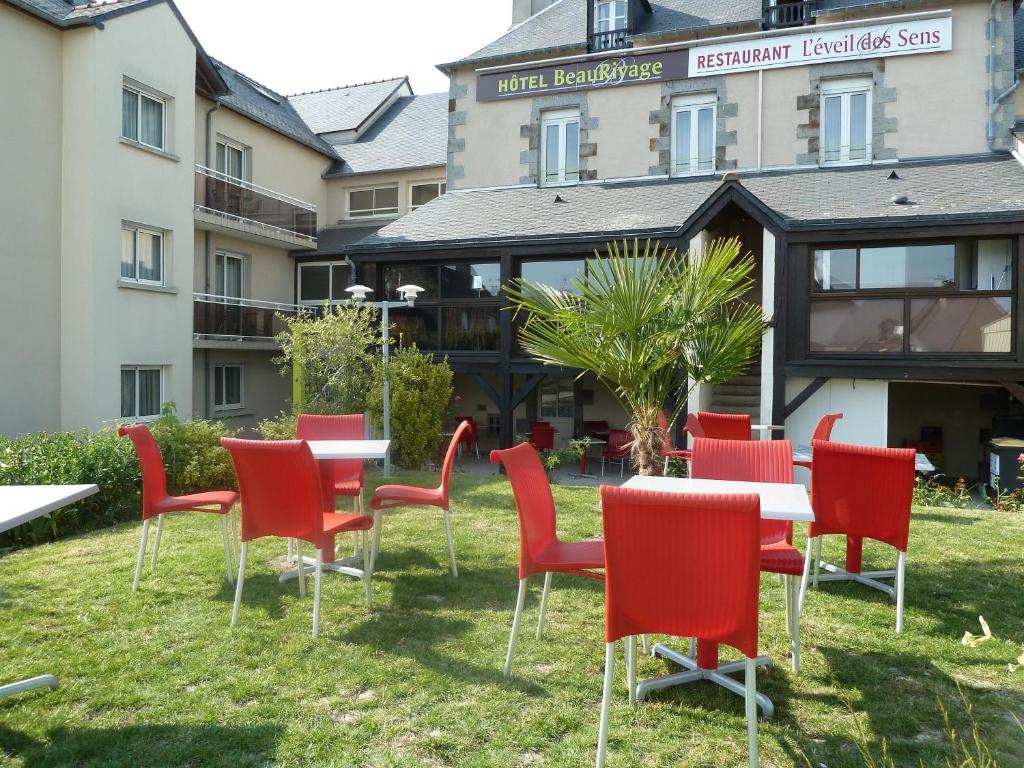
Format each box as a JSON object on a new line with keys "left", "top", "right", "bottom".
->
{"left": 208, "top": 573, "right": 299, "bottom": 621}
{"left": 0, "top": 722, "right": 283, "bottom": 768}
{"left": 912, "top": 512, "right": 983, "bottom": 526}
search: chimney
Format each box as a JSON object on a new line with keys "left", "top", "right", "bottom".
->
{"left": 512, "top": 0, "right": 559, "bottom": 26}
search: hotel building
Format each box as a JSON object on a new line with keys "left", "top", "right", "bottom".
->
{"left": 344, "top": 0, "right": 1024, "bottom": 481}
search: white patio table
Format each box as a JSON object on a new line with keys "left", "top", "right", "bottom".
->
{"left": 618, "top": 475, "right": 814, "bottom": 719}
{"left": 279, "top": 440, "right": 389, "bottom": 584}
{"left": 792, "top": 445, "right": 935, "bottom": 473}
{"left": 0, "top": 484, "right": 99, "bottom": 699}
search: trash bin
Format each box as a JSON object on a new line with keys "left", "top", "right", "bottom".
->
{"left": 987, "top": 438, "right": 1024, "bottom": 494}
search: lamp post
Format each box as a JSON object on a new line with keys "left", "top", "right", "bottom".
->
{"left": 345, "top": 283, "right": 424, "bottom": 477}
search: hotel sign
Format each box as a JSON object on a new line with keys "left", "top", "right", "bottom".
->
{"left": 476, "top": 49, "right": 688, "bottom": 101}
{"left": 690, "top": 16, "right": 952, "bottom": 76}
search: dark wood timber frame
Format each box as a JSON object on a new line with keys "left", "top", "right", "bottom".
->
{"left": 345, "top": 181, "right": 1024, "bottom": 448}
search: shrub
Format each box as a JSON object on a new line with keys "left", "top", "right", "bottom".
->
{"left": 150, "top": 403, "right": 237, "bottom": 495}
{"left": 0, "top": 427, "right": 140, "bottom": 549}
{"left": 369, "top": 345, "right": 452, "bottom": 470}
{"left": 913, "top": 475, "right": 973, "bottom": 509}
{"left": 256, "top": 411, "right": 297, "bottom": 440}
{"left": 275, "top": 304, "right": 381, "bottom": 415}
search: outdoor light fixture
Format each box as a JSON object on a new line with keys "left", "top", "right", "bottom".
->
{"left": 472, "top": 274, "right": 484, "bottom": 294}
{"left": 397, "top": 284, "right": 424, "bottom": 306}
{"left": 345, "top": 284, "right": 374, "bottom": 305}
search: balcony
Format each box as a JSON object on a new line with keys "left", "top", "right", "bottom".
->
{"left": 193, "top": 166, "right": 318, "bottom": 248}
{"left": 763, "top": 0, "right": 815, "bottom": 30}
{"left": 193, "top": 293, "right": 307, "bottom": 348}
{"left": 588, "top": 28, "right": 630, "bottom": 53}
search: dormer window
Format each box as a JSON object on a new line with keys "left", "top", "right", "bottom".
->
{"left": 589, "top": 0, "right": 630, "bottom": 52}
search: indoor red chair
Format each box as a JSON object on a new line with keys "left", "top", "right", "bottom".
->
{"left": 119, "top": 424, "right": 238, "bottom": 592}
{"left": 659, "top": 411, "right": 705, "bottom": 472}
{"left": 530, "top": 424, "right": 555, "bottom": 452}
{"left": 799, "top": 440, "right": 915, "bottom": 633}
{"left": 793, "top": 412, "right": 844, "bottom": 471}
{"left": 369, "top": 419, "right": 471, "bottom": 577}
{"left": 690, "top": 437, "right": 806, "bottom": 672}
{"left": 600, "top": 429, "right": 632, "bottom": 477}
{"left": 222, "top": 438, "right": 373, "bottom": 638}
{"left": 455, "top": 416, "right": 481, "bottom": 459}
{"left": 597, "top": 485, "right": 762, "bottom": 768}
{"left": 698, "top": 411, "right": 753, "bottom": 440}
{"left": 491, "top": 442, "right": 604, "bottom": 679}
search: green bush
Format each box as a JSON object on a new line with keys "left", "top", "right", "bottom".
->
{"left": 256, "top": 411, "right": 297, "bottom": 440}
{"left": 0, "top": 427, "right": 140, "bottom": 549}
{"left": 369, "top": 345, "right": 453, "bottom": 470}
{"left": 150, "top": 403, "right": 237, "bottom": 495}
{"left": 0, "top": 406, "right": 237, "bottom": 551}
{"left": 275, "top": 304, "right": 381, "bottom": 415}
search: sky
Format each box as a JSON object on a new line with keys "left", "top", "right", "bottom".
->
{"left": 173, "top": 0, "right": 514, "bottom": 97}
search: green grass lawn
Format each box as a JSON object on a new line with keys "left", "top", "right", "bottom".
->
{"left": 1, "top": 469, "right": 1023, "bottom": 768}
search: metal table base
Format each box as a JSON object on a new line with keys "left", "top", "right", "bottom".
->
{"left": 636, "top": 642, "right": 775, "bottom": 719}
{"left": 279, "top": 553, "right": 368, "bottom": 583}
{"left": 0, "top": 674, "right": 59, "bottom": 700}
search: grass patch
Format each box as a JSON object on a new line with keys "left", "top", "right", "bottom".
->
{"left": 1, "top": 469, "right": 1023, "bottom": 767}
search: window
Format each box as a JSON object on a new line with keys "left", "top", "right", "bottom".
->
{"left": 672, "top": 94, "right": 716, "bottom": 176}
{"left": 215, "top": 139, "right": 246, "bottom": 181}
{"left": 540, "top": 378, "right": 574, "bottom": 418}
{"left": 122, "top": 85, "right": 165, "bottom": 150}
{"left": 298, "top": 262, "right": 350, "bottom": 306}
{"left": 349, "top": 187, "right": 399, "bottom": 218}
{"left": 120, "top": 366, "right": 162, "bottom": 421}
{"left": 820, "top": 78, "right": 871, "bottom": 165}
{"left": 215, "top": 252, "right": 244, "bottom": 302}
{"left": 121, "top": 225, "right": 163, "bottom": 284}
{"left": 594, "top": 0, "right": 627, "bottom": 32}
{"left": 520, "top": 259, "right": 586, "bottom": 294}
{"left": 410, "top": 181, "right": 446, "bottom": 211}
{"left": 540, "top": 109, "right": 580, "bottom": 186}
{"left": 213, "top": 365, "right": 244, "bottom": 411}
{"left": 809, "top": 240, "right": 1014, "bottom": 355}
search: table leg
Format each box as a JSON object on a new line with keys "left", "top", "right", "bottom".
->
{"left": 636, "top": 640, "right": 775, "bottom": 719}
{"left": 0, "top": 674, "right": 58, "bottom": 699}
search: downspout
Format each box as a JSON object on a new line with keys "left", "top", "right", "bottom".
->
{"left": 757, "top": 69, "right": 764, "bottom": 170}
{"left": 988, "top": 0, "right": 1019, "bottom": 152}
{"left": 203, "top": 100, "right": 220, "bottom": 419}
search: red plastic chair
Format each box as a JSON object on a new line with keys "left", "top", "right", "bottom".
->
{"left": 455, "top": 416, "right": 480, "bottom": 459}
{"left": 222, "top": 438, "right": 373, "bottom": 638}
{"left": 793, "top": 412, "right": 844, "bottom": 471}
{"left": 119, "top": 424, "right": 238, "bottom": 592}
{"left": 530, "top": 423, "right": 555, "bottom": 452}
{"left": 698, "top": 411, "right": 753, "bottom": 440}
{"left": 601, "top": 429, "right": 632, "bottom": 477}
{"left": 491, "top": 443, "right": 604, "bottom": 678}
{"left": 597, "top": 485, "right": 762, "bottom": 768}
{"left": 690, "top": 437, "right": 805, "bottom": 672}
{"left": 369, "top": 420, "right": 471, "bottom": 577}
{"left": 799, "top": 440, "right": 915, "bottom": 633}
{"left": 659, "top": 411, "right": 704, "bottom": 472}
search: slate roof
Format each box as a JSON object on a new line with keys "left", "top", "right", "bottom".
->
{"left": 212, "top": 59, "right": 340, "bottom": 161}
{"left": 445, "top": 0, "right": 940, "bottom": 69}
{"left": 8, "top": 0, "right": 153, "bottom": 24}
{"left": 320, "top": 93, "right": 448, "bottom": 176}
{"left": 347, "top": 155, "right": 1024, "bottom": 252}
{"left": 288, "top": 78, "right": 408, "bottom": 135}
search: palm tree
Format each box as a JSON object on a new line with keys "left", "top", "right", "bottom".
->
{"left": 505, "top": 237, "right": 767, "bottom": 476}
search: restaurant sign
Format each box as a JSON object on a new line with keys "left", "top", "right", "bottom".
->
{"left": 690, "top": 16, "right": 952, "bottom": 76}
{"left": 476, "top": 49, "right": 688, "bottom": 101}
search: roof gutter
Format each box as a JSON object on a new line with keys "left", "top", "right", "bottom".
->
{"left": 988, "top": 0, "right": 1019, "bottom": 153}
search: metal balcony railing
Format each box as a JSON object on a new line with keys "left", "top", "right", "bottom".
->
{"left": 194, "top": 166, "right": 318, "bottom": 242}
{"left": 193, "top": 293, "right": 307, "bottom": 341}
{"left": 763, "top": 0, "right": 815, "bottom": 30}
{"left": 588, "top": 29, "right": 630, "bottom": 53}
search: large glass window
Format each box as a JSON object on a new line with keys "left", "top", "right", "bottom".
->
{"left": 213, "top": 365, "right": 244, "bottom": 410}
{"left": 122, "top": 85, "right": 165, "bottom": 150}
{"left": 672, "top": 94, "right": 716, "bottom": 176}
{"left": 215, "top": 139, "right": 246, "bottom": 181}
{"left": 215, "top": 252, "right": 244, "bottom": 302}
{"left": 820, "top": 77, "right": 871, "bottom": 165}
{"left": 411, "top": 181, "right": 446, "bottom": 211}
{"left": 809, "top": 239, "right": 1014, "bottom": 356}
{"left": 540, "top": 109, "right": 580, "bottom": 186}
{"left": 520, "top": 259, "right": 586, "bottom": 293}
{"left": 298, "top": 262, "right": 350, "bottom": 306}
{"left": 540, "top": 378, "right": 574, "bottom": 418}
{"left": 443, "top": 307, "right": 500, "bottom": 350}
{"left": 594, "top": 0, "right": 627, "bottom": 32}
{"left": 441, "top": 263, "right": 501, "bottom": 299}
{"left": 390, "top": 307, "right": 439, "bottom": 349}
{"left": 121, "top": 366, "right": 162, "bottom": 421}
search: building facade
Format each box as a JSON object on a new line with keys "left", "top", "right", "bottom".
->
{"left": 346, "top": 0, "right": 1024, "bottom": 482}
{"left": 0, "top": 0, "right": 447, "bottom": 435}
